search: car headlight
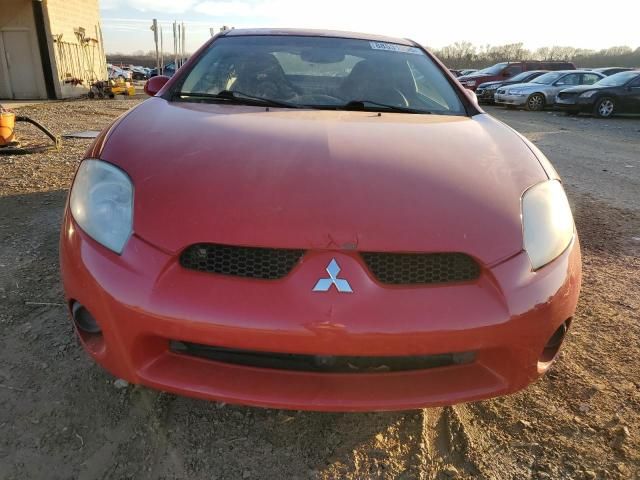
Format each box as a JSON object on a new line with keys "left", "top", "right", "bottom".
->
{"left": 508, "top": 89, "right": 526, "bottom": 96}
{"left": 522, "top": 180, "right": 574, "bottom": 270}
{"left": 464, "top": 80, "right": 477, "bottom": 86}
{"left": 579, "top": 90, "right": 597, "bottom": 98}
{"left": 70, "top": 159, "right": 133, "bottom": 254}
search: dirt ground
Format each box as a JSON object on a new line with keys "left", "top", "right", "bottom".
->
{"left": 0, "top": 99, "right": 638, "bottom": 480}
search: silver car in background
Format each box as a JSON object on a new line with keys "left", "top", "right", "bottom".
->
{"left": 494, "top": 70, "right": 605, "bottom": 111}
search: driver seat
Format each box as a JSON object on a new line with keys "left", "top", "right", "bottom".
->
{"left": 233, "top": 53, "right": 296, "bottom": 99}
{"left": 339, "top": 60, "right": 413, "bottom": 105}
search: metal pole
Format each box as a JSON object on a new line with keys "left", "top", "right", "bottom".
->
{"left": 160, "top": 25, "right": 164, "bottom": 75}
{"left": 173, "top": 21, "right": 177, "bottom": 69}
{"left": 151, "top": 19, "right": 159, "bottom": 74}
{"left": 181, "top": 22, "right": 186, "bottom": 65}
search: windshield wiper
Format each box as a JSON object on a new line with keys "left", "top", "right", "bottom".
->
{"left": 336, "top": 100, "right": 431, "bottom": 114}
{"left": 174, "top": 90, "right": 303, "bottom": 109}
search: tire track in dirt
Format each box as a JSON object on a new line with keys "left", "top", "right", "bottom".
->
{"left": 419, "top": 407, "right": 486, "bottom": 479}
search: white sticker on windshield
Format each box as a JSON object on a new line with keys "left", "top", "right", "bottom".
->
{"left": 369, "top": 41, "right": 422, "bottom": 55}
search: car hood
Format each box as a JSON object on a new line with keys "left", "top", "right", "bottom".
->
{"left": 457, "top": 74, "right": 486, "bottom": 82}
{"left": 503, "top": 82, "right": 546, "bottom": 91}
{"left": 477, "top": 81, "right": 504, "bottom": 88}
{"left": 100, "top": 98, "right": 548, "bottom": 264}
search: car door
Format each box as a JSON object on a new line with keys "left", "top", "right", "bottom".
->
{"left": 550, "top": 73, "right": 581, "bottom": 100}
{"left": 623, "top": 76, "right": 640, "bottom": 113}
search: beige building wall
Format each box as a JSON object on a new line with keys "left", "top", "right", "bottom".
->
{"left": 0, "top": 0, "right": 48, "bottom": 99}
{"left": 44, "top": 0, "right": 108, "bottom": 97}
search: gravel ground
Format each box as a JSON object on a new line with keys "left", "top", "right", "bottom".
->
{"left": 0, "top": 99, "right": 638, "bottom": 479}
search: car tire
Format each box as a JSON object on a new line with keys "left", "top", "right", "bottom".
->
{"left": 594, "top": 97, "right": 615, "bottom": 118}
{"left": 525, "top": 93, "right": 545, "bottom": 111}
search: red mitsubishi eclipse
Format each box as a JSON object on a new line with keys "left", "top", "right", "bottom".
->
{"left": 60, "top": 29, "right": 581, "bottom": 411}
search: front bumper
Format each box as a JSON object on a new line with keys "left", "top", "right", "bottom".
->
{"left": 476, "top": 88, "right": 497, "bottom": 103}
{"left": 60, "top": 212, "right": 581, "bottom": 411}
{"left": 495, "top": 93, "right": 529, "bottom": 106}
{"left": 555, "top": 96, "right": 592, "bottom": 112}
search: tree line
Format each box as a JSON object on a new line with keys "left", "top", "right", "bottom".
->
{"left": 107, "top": 43, "right": 640, "bottom": 70}
{"left": 430, "top": 42, "right": 640, "bottom": 69}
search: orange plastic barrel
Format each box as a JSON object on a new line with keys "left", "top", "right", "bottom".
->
{"left": 0, "top": 112, "right": 15, "bottom": 145}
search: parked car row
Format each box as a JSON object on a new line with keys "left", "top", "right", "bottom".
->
{"left": 455, "top": 61, "right": 576, "bottom": 91}
{"left": 449, "top": 68, "right": 477, "bottom": 77}
{"left": 475, "top": 70, "right": 548, "bottom": 103}
{"left": 494, "top": 70, "right": 605, "bottom": 110}
{"left": 107, "top": 64, "right": 153, "bottom": 81}
{"left": 489, "top": 69, "right": 640, "bottom": 118}
{"left": 107, "top": 64, "right": 132, "bottom": 81}
{"left": 149, "top": 62, "right": 179, "bottom": 78}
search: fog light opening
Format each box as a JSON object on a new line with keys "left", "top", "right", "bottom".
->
{"left": 72, "top": 302, "right": 101, "bottom": 334}
{"left": 539, "top": 319, "right": 571, "bottom": 366}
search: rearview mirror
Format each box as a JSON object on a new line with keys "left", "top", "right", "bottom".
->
{"left": 144, "top": 75, "right": 170, "bottom": 96}
{"left": 300, "top": 49, "right": 345, "bottom": 64}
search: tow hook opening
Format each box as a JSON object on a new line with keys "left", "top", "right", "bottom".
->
{"left": 70, "top": 301, "right": 107, "bottom": 357}
{"left": 72, "top": 302, "right": 101, "bottom": 334}
{"left": 539, "top": 319, "right": 571, "bottom": 369}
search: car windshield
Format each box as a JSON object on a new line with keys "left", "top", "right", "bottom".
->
{"left": 531, "top": 72, "right": 564, "bottom": 84}
{"left": 475, "top": 63, "right": 508, "bottom": 75}
{"left": 511, "top": 70, "right": 540, "bottom": 82}
{"left": 595, "top": 71, "right": 639, "bottom": 87}
{"left": 175, "top": 35, "right": 465, "bottom": 115}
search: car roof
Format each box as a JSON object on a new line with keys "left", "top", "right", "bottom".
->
{"left": 550, "top": 70, "right": 599, "bottom": 74}
{"left": 222, "top": 28, "right": 416, "bottom": 47}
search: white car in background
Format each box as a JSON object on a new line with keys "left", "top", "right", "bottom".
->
{"left": 107, "top": 64, "right": 132, "bottom": 81}
{"left": 494, "top": 70, "right": 605, "bottom": 111}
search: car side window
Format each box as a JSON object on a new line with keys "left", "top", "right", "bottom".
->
{"left": 582, "top": 74, "right": 601, "bottom": 85}
{"left": 629, "top": 77, "right": 640, "bottom": 87}
{"left": 503, "top": 65, "right": 523, "bottom": 77}
{"left": 555, "top": 74, "right": 580, "bottom": 86}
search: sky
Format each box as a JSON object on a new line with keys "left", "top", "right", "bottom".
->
{"left": 100, "top": 0, "right": 640, "bottom": 54}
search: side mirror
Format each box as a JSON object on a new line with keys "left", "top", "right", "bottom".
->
{"left": 144, "top": 75, "right": 170, "bottom": 96}
{"left": 503, "top": 71, "right": 512, "bottom": 77}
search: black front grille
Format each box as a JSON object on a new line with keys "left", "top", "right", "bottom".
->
{"left": 557, "top": 92, "right": 578, "bottom": 100}
{"left": 170, "top": 341, "right": 475, "bottom": 373}
{"left": 180, "top": 243, "right": 304, "bottom": 280}
{"left": 361, "top": 252, "right": 480, "bottom": 285}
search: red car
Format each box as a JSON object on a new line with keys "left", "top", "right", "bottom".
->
{"left": 457, "top": 60, "right": 576, "bottom": 91}
{"left": 60, "top": 29, "right": 581, "bottom": 411}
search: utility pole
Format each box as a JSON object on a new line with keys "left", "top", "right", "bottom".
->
{"left": 151, "top": 19, "right": 159, "bottom": 73}
{"left": 160, "top": 25, "right": 164, "bottom": 75}
{"left": 173, "top": 21, "right": 178, "bottom": 69}
{"left": 181, "top": 21, "right": 186, "bottom": 65}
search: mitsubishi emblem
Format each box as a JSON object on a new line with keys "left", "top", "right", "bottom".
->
{"left": 313, "top": 259, "right": 353, "bottom": 293}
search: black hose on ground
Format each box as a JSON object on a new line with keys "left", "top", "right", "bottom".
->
{"left": 0, "top": 115, "right": 60, "bottom": 155}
